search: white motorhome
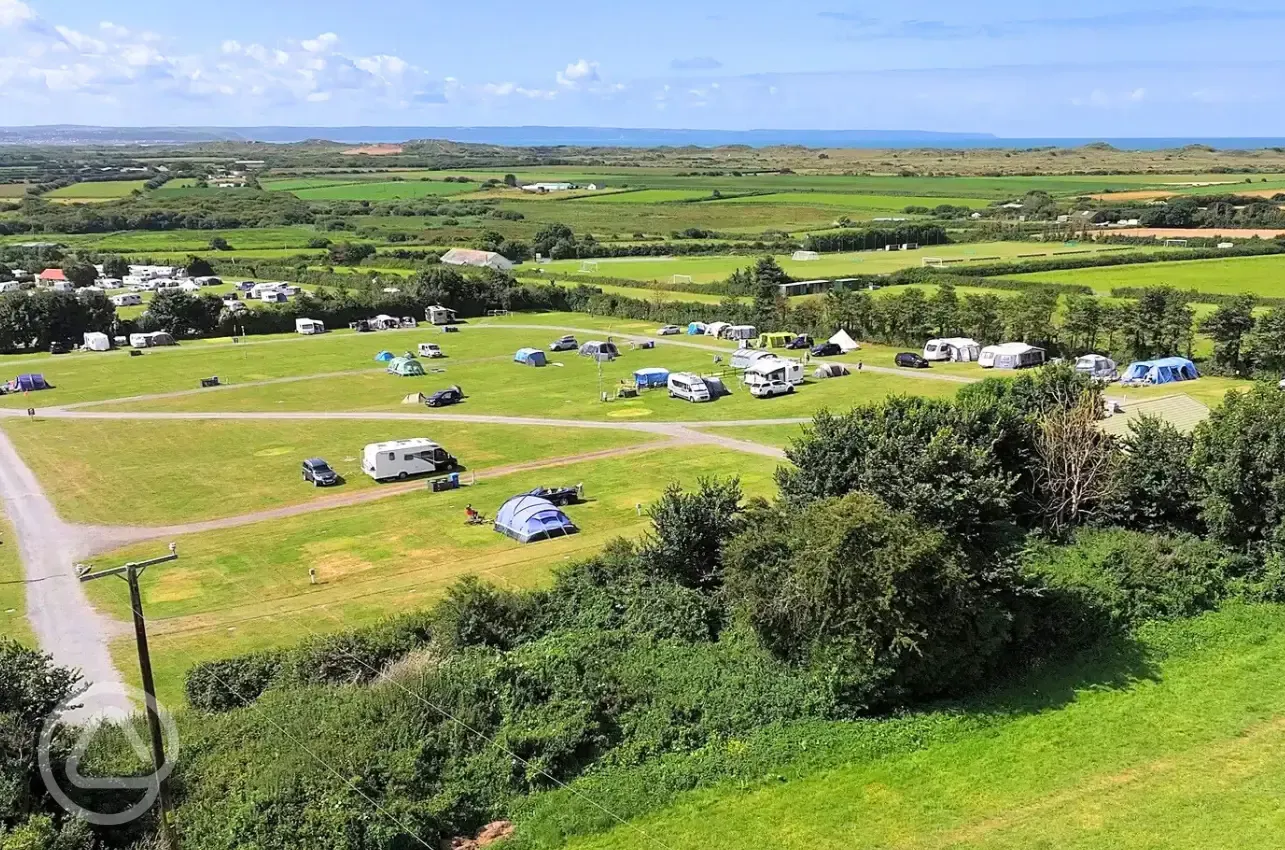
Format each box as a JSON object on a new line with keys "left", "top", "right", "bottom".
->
{"left": 362, "top": 439, "right": 457, "bottom": 482}
{"left": 295, "top": 318, "right": 327, "bottom": 335}
{"left": 923, "top": 337, "right": 981, "bottom": 363}
{"left": 426, "top": 305, "right": 457, "bottom": 326}
{"left": 667, "top": 373, "right": 712, "bottom": 403}
{"left": 744, "top": 356, "right": 804, "bottom": 387}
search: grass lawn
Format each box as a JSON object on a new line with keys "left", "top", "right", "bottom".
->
{"left": 540, "top": 243, "right": 1166, "bottom": 284}
{"left": 1, "top": 418, "right": 658, "bottom": 525}
{"left": 702, "top": 422, "right": 808, "bottom": 449}
{"left": 94, "top": 447, "right": 783, "bottom": 703}
{"left": 44, "top": 180, "right": 148, "bottom": 201}
{"left": 0, "top": 516, "right": 31, "bottom": 644}
{"left": 1114, "top": 376, "right": 1251, "bottom": 409}
{"left": 554, "top": 602, "right": 1285, "bottom": 850}
{"left": 1004, "top": 254, "right": 1285, "bottom": 299}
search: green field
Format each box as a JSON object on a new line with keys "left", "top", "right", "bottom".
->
{"left": 0, "top": 516, "right": 30, "bottom": 644}
{"left": 553, "top": 603, "right": 1285, "bottom": 850}
{"left": 540, "top": 242, "right": 1164, "bottom": 284}
{"left": 289, "top": 180, "right": 481, "bottom": 201}
{"left": 95, "top": 447, "right": 783, "bottom": 702}
{"left": 1006, "top": 254, "right": 1285, "bottom": 298}
{"left": 579, "top": 189, "right": 725, "bottom": 204}
{"left": 1, "top": 418, "right": 658, "bottom": 525}
{"left": 0, "top": 225, "right": 328, "bottom": 254}
{"left": 44, "top": 180, "right": 148, "bottom": 201}
{"left": 714, "top": 192, "right": 991, "bottom": 210}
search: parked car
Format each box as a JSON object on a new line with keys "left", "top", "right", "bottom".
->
{"left": 526, "top": 485, "right": 580, "bottom": 506}
{"left": 549, "top": 335, "right": 578, "bottom": 352}
{"left": 49, "top": 341, "right": 69, "bottom": 355}
{"left": 301, "top": 457, "right": 340, "bottom": 487}
{"left": 749, "top": 379, "right": 794, "bottom": 398}
{"left": 425, "top": 386, "right": 464, "bottom": 407}
{"left": 417, "top": 343, "right": 444, "bottom": 358}
{"left": 656, "top": 325, "right": 681, "bottom": 336}
{"left": 895, "top": 352, "right": 930, "bottom": 368}
{"left": 810, "top": 342, "right": 841, "bottom": 357}
{"left": 785, "top": 335, "right": 814, "bottom": 350}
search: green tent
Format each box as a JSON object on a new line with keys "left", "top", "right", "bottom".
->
{"left": 387, "top": 356, "right": 426, "bottom": 377}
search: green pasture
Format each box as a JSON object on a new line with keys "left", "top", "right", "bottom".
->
{"left": 1005, "top": 254, "right": 1285, "bottom": 298}
{"left": 95, "top": 446, "right": 784, "bottom": 703}
{"left": 290, "top": 181, "right": 480, "bottom": 201}
{"left": 2, "top": 417, "right": 657, "bottom": 526}
{"left": 502, "top": 198, "right": 842, "bottom": 237}
{"left": 0, "top": 226, "right": 327, "bottom": 254}
{"left": 0, "top": 516, "right": 30, "bottom": 644}
{"left": 715, "top": 192, "right": 990, "bottom": 210}
{"left": 44, "top": 180, "right": 148, "bottom": 201}
{"left": 558, "top": 603, "right": 1285, "bottom": 850}
{"left": 579, "top": 189, "right": 724, "bottom": 204}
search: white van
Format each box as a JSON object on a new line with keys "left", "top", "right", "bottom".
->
{"left": 295, "top": 318, "right": 326, "bottom": 335}
{"left": 362, "top": 439, "right": 458, "bottom": 482}
{"left": 667, "top": 373, "right": 712, "bottom": 403}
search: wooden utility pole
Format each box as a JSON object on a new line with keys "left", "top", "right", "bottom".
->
{"left": 79, "top": 545, "right": 179, "bottom": 849}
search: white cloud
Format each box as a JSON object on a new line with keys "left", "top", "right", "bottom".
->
{"left": 301, "top": 32, "right": 339, "bottom": 53}
{"left": 0, "top": 0, "right": 35, "bottom": 29}
{"left": 556, "top": 58, "right": 600, "bottom": 87}
{"left": 1072, "top": 87, "right": 1146, "bottom": 108}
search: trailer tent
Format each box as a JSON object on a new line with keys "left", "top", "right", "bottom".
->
{"left": 514, "top": 348, "right": 547, "bottom": 366}
{"left": 1120, "top": 357, "right": 1198, "bottom": 387}
{"left": 374, "top": 350, "right": 395, "bottom": 362}
{"left": 387, "top": 357, "right": 426, "bottom": 377}
{"left": 634, "top": 367, "right": 670, "bottom": 388}
{"left": 494, "top": 495, "right": 578, "bottom": 543}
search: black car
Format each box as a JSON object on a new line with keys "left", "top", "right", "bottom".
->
{"left": 785, "top": 335, "right": 813, "bottom": 350}
{"left": 810, "top": 342, "right": 841, "bottom": 357}
{"left": 527, "top": 485, "right": 580, "bottom": 506}
{"left": 50, "top": 341, "right": 70, "bottom": 355}
{"left": 301, "top": 457, "right": 340, "bottom": 486}
{"left": 895, "top": 352, "right": 930, "bottom": 368}
{"left": 425, "top": 386, "right": 464, "bottom": 408}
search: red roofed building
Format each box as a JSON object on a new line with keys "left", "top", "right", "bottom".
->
{"left": 38, "top": 268, "right": 66, "bottom": 282}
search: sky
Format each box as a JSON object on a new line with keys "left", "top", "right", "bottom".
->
{"left": 3, "top": 0, "right": 1285, "bottom": 135}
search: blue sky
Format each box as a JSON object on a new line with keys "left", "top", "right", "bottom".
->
{"left": 4, "top": 0, "right": 1285, "bottom": 135}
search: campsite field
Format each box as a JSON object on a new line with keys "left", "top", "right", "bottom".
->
{"left": 0, "top": 516, "right": 30, "bottom": 644}
{"left": 0, "top": 417, "right": 660, "bottom": 525}
{"left": 538, "top": 242, "right": 1162, "bottom": 284}
{"left": 1004, "top": 253, "right": 1285, "bottom": 299}
{"left": 550, "top": 603, "right": 1285, "bottom": 850}
{"left": 93, "top": 447, "right": 784, "bottom": 703}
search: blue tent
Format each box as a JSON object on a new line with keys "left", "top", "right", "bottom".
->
{"left": 493, "top": 494, "right": 577, "bottom": 543}
{"left": 1121, "top": 357, "right": 1199, "bottom": 386}
{"left": 687, "top": 322, "right": 707, "bottom": 335}
{"left": 514, "top": 347, "right": 547, "bottom": 366}
{"left": 11, "top": 374, "right": 48, "bottom": 392}
{"left": 634, "top": 367, "right": 670, "bottom": 388}
{"left": 374, "top": 350, "right": 395, "bottom": 362}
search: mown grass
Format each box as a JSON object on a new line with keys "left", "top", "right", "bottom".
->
{"left": 0, "top": 516, "right": 31, "bottom": 644}
{"left": 545, "top": 602, "right": 1285, "bottom": 850}
{"left": 0, "top": 418, "right": 657, "bottom": 525}
{"left": 714, "top": 192, "right": 991, "bottom": 209}
{"left": 1005, "top": 254, "right": 1285, "bottom": 298}
{"left": 94, "top": 447, "right": 784, "bottom": 703}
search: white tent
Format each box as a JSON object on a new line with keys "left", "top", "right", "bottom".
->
{"left": 828, "top": 329, "right": 860, "bottom": 353}
{"left": 705, "top": 321, "right": 731, "bottom": 338}
{"left": 82, "top": 332, "right": 111, "bottom": 352}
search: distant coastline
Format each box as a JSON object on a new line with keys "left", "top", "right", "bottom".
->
{"left": 2, "top": 124, "right": 1285, "bottom": 150}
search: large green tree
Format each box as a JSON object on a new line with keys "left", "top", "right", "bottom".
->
{"left": 1200, "top": 295, "right": 1256, "bottom": 376}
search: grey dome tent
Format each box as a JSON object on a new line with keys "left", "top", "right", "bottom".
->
{"left": 374, "top": 350, "right": 395, "bottom": 362}
{"left": 514, "top": 347, "right": 547, "bottom": 366}
{"left": 493, "top": 494, "right": 577, "bottom": 543}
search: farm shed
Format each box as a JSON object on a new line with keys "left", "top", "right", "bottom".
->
{"left": 494, "top": 495, "right": 578, "bottom": 543}
{"left": 1075, "top": 354, "right": 1118, "bottom": 381}
{"left": 514, "top": 348, "right": 547, "bottom": 367}
{"left": 1120, "top": 357, "right": 1199, "bottom": 387}
{"left": 633, "top": 367, "right": 670, "bottom": 388}
{"left": 979, "top": 343, "right": 1045, "bottom": 370}
{"left": 374, "top": 350, "right": 395, "bottom": 362}
{"left": 387, "top": 357, "right": 426, "bottom": 377}
{"left": 828, "top": 329, "right": 860, "bottom": 353}
{"left": 440, "top": 248, "right": 514, "bottom": 272}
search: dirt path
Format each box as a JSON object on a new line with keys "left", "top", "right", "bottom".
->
{"left": 0, "top": 427, "right": 129, "bottom": 714}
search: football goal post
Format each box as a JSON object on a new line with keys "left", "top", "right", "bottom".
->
{"left": 922, "top": 257, "right": 945, "bottom": 268}
{"left": 578, "top": 260, "right": 600, "bottom": 273}
{"left": 671, "top": 274, "right": 694, "bottom": 285}
{"left": 1163, "top": 239, "right": 1189, "bottom": 248}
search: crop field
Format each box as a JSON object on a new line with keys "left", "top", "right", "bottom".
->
{"left": 1005, "top": 254, "right": 1285, "bottom": 299}
{"left": 554, "top": 603, "right": 1285, "bottom": 850}
{"left": 43, "top": 180, "right": 148, "bottom": 201}
{"left": 539, "top": 242, "right": 1166, "bottom": 284}
{"left": 578, "top": 189, "right": 725, "bottom": 204}
{"left": 0, "top": 184, "right": 29, "bottom": 197}
{"left": 93, "top": 447, "right": 784, "bottom": 702}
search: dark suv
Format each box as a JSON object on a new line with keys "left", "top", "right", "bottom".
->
{"left": 895, "top": 352, "right": 930, "bottom": 368}
{"left": 301, "top": 457, "right": 340, "bottom": 486}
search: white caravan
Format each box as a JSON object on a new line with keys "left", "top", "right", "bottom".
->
{"left": 362, "top": 439, "right": 458, "bottom": 482}
{"left": 923, "top": 337, "right": 981, "bottom": 362}
{"left": 295, "top": 318, "right": 327, "bottom": 335}
{"left": 744, "top": 356, "right": 804, "bottom": 387}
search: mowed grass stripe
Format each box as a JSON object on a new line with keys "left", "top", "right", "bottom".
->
{"left": 1004, "top": 253, "right": 1285, "bottom": 298}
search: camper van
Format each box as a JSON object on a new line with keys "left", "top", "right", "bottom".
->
{"left": 361, "top": 438, "right": 457, "bottom": 482}
{"left": 667, "top": 373, "right": 713, "bottom": 403}
{"left": 744, "top": 356, "right": 804, "bottom": 387}
{"left": 295, "top": 318, "right": 327, "bottom": 335}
